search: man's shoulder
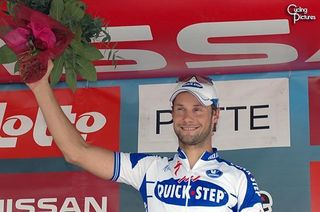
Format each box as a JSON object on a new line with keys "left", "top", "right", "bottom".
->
{"left": 119, "top": 152, "right": 172, "bottom": 167}
{"left": 215, "top": 157, "right": 257, "bottom": 179}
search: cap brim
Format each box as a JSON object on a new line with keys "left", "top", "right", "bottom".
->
{"left": 170, "top": 89, "right": 213, "bottom": 106}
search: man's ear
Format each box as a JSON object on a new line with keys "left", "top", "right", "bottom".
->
{"left": 212, "top": 108, "right": 220, "bottom": 123}
{"left": 211, "top": 108, "right": 220, "bottom": 132}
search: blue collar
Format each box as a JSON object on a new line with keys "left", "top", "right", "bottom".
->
{"left": 177, "top": 148, "right": 219, "bottom": 161}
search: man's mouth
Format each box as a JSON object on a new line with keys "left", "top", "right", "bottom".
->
{"left": 181, "top": 126, "right": 198, "bottom": 131}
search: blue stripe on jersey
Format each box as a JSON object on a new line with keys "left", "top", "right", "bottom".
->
{"left": 216, "top": 157, "right": 262, "bottom": 210}
{"left": 129, "top": 153, "right": 151, "bottom": 169}
{"left": 238, "top": 172, "right": 262, "bottom": 211}
{"left": 111, "top": 152, "right": 120, "bottom": 181}
{"left": 230, "top": 204, "right": 238, "bottom": 212}
{"left": 139, "top": 176, "right": 148, "bottom": 204}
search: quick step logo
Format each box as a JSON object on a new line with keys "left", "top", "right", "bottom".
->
{"left": 154, "top": 178, "right": 228, "bottom": 207}
{"left": 0, "top": 87, "right": 120, "bottom": 158}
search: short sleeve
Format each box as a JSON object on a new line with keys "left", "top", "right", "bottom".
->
{"left": 238, "top": 171, "right": 264, "bottom": 211}
{"left": 110, "top": 152, "right": 159, "bottom": 190}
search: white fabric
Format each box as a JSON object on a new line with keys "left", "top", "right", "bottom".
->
{"left": 111, "top": 148, "right": 263, "bottom": 212}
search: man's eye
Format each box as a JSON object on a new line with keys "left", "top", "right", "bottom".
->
{"left": 174, "top": 107, "right": 184, "bottom": 112}
{"left": 194, "top": 108, "right": 202, "bottom": 112}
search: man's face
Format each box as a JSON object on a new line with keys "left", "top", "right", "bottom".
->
{"left": 172, "top": 92, "right": 219, "bottom": 147}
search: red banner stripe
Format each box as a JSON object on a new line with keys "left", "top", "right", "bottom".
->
{"left": 310, "top": 161, "right": 320, "bottom": 212}
{"left": 308, "top": 77, "right": 320, "bottom": 145}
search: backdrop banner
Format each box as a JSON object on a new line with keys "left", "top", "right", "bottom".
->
{"left": 1, "top": 0, "right": 320, "bottom": 82}
{"left": 0, "top": 171, "right": 119, "bottom": 212}
{"left": 0, "top": 0, "right": 320, "bottom": 211}
{"left": 138, "top": 78, "right": 290, "bottom": 152}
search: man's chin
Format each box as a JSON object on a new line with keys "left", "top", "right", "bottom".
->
{"left": 179, "top": 136, "right": 200, "bottom": 146}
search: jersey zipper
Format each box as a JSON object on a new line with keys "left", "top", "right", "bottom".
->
{"left": 184, "top": 174, "right": 192, "bottom": 212}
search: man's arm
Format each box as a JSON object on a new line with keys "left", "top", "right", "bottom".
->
{"left": 28, "top": 60, "right": 114, "bottom": 180}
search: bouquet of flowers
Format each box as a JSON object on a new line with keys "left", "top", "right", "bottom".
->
{"left": 0, "top": 0, "right": 113, "bottom": 91}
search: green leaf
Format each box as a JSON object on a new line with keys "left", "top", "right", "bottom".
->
{"left": 107, "top": 48, "right": 113, "bottom": 60}
{"left": 74, "top": 26, "right": 83, "bottom": 41}
{"left": 65, "top": 0, "right": 85, "bottom": 22}
{"left": 14, "top": 62, "right": 19, "bottom": 73}
{"left": 65, "top": 63, "right": 77, "bottom": 92}
{"left": 101, "top": 31, "right": 111, "bottom": 42}
{"left": 49, "top": 0, "right": 65, "bottom": 21}
{"left": 70, "top": 40, "right": 81, "bottom": 51}
{"left": 0, "top": 45, "right": 17, "bottom": 64}
{"left": 7, "top": 2, "right": 16, "bottom": 15}
{"left": 76, "top": 57, "right": 97, "bottom": 81}
{"left": 71, "top": 41, "right": 103, "bottom": 61}
{"left": 50, "top": 55, "right": 65, "bottom": 86}
{"left": 81, "top": 43, "right": 103, "bottom": 61}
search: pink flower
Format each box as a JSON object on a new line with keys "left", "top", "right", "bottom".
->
{"left": 3, "top": 27, "right": 31, "bottom": 53}
{"left": 0, "top": 4, "right": 74, "bottom": 84}
{"left": 28, "top": 22, "right": 56, "bottom": 49}
{"left": 3, "top": 22, "right": 57, "bottom": 54}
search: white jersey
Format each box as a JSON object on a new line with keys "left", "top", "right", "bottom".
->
{"left": 111, "top": 148, "right": 263, "bottom": 212}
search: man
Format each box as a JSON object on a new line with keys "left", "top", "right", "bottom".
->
{"left": 27, "top": 60, "right": 263, "bottom": 211}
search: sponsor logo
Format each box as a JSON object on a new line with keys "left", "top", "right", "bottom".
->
{"left": 174, "top": 161, "right": 183, "bottom": 175}
{"left": 260, "top": 190, "right": 273, "bottom": 212}
{"left": 207, "top": 152, "right": 219, "bottom": 160}
{"left": 138, "top": 78, "right": 290, "bottom": 153}
{"left": 0, "top": 103, "right": 106, "bottom": 147}
{"left": 182, "top": 81, "right": 203, "bottom": 89}
{"left": 2, "top": 18, "right": 320, "bottom": 80}
{"left": 206, "top": 169, "right": 223, "bottom": 178}
{"left": 0, "top": 88, "right": 120, "bottom": 158}
{"left": 234, "top": 165, "right": 260, "bottom": 193}
{"left": 0, "top": 172, "right": 119, "bottom": 212}
{"left": 0, "top": 197, "right": 107, "bottom": 212}
{"left": 178, "top": 175, "right": 200, "bottom": 184}
{"left": 287, "top": 4, "right": 316, "bottom": 24}
{"left": 154, "top": 178, "right": 228, "bottom": 206}
{"left": 163, "top": 165, "right": 171, "bottom": 172}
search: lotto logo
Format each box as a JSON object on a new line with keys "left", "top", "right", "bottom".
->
{"left": 0, "top": 103, "right": 106, "bottom": 148}
{"left": 0, "top": 87, "right": 120, "bottom": 159}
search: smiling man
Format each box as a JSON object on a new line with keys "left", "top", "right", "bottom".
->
{"left": 170, "top": 77, "right": 220, "bottom": 168}
{"left": 28, "top": 62, "right": 263, "bottom": 211}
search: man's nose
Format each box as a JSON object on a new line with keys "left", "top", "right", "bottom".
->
{"left": 182, "top": 110, "right": 195, "bottom": 122}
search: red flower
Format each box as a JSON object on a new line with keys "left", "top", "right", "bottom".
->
{"left": 19, "top": 53, "right": 49, "bottom": 83}
{"left": 3, "top": 27, "right": 31, "bottom": 53}
{"left": 28, "top": 22, "right": 56, "bottom": 50}
{"left": 3, "top": 22, "right": 57, "bottom": 52}
{"left": 0, "top": 4, "right": 73, "bottom": 83}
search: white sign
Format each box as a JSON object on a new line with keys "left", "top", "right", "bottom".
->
{"left": 138, "top": 78, "right": 290, "bottom": 152}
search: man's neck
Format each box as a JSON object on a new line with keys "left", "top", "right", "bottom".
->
{"left": 179, "top": 143, "right": 213, "bottom": 169}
